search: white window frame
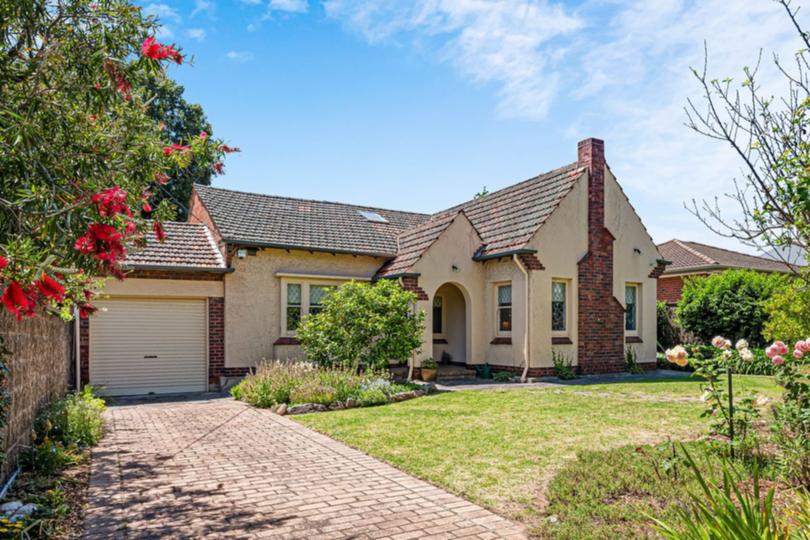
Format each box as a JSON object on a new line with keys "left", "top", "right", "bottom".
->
{"left": 495, "top": 282, "right": 513, "bottom": 337}
{"left": 432, "top": 294, "right": 446, "bottom": 339}
{"left": 625, "top": 283, "right": 640, "bottom": 336}
{"left": 551, "top": 279, "right": 570, "bottom": 336}
{"left": 281, "top": 279, "right": 341, "bottom": 337}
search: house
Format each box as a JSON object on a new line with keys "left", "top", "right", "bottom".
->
{"left": 656, "top": 239, "right": 795, "bottom": 304}
{"left": 80, "top": 138, "right": 666, "bottom": 395}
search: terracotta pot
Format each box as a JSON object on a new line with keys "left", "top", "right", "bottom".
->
{"left": 421, "top": 368, "right": 437, "bottom": 382}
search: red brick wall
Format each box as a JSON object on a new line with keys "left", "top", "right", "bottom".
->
{"left": 657, "top": 276, "right": 684, "bottom": 304}
{"left": 576, "top": 138, "right": 625, "bottom": 374}
{"left": 401, "top": 276, "right": 429, "bottom": 300}
{"left": 208, "top": 297, "right": 225, "bottom": 385}
{"left": 188, "top": 188, "right": 226, "bottom": 257}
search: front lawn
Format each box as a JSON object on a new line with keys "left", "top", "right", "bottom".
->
{"left": 295, "top": 375, "right": 782, "bottom": 537}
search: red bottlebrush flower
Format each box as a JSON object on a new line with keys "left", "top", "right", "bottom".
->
{"left": 212, "top": 162, "right": 224, "bottom": 174}
{"left": 199, "top": 131, "right": 208, "bottom": 140}
{"left": 124, "top": 220, "right": 137, "bottom": 235}
{"left": 220, "top": 144, "right": 241, "bottom": 153}
{"left": 0, "top": 256, "right": 7, "bottom": 270}
{"left": 142, "top": 201, "right": 152, "bottom": 213}
{"left": 2, "top": 281, "right": 29, "bottom": 320}
{"left": 163, "top": 144, "right": 192, "bottom": 156}
{"left": 79, "top": 303, "right": 97, "bottom": 319}
{"left": 154, "top": 172, "right": 170, "bottom": 185}
{"left": 75, "top": 234, "right": 95, "bottom": 254}
{"left": 92, "top": 187, "right": 130, "bottom": 217}
{"left": 83, "top": 289, "right": 94, "bottom": 302}
{"left": 36, "top": 274, "right": 65, "bottom": 302}
{"left": 141, "top": 37, "right": 183, "bottom": 64}
{"left": 74, "top": 223, "right": 127, "bottom": 270}
{"left": 153, "top": 221, "right": 167, "bottom": 242}
{"left": 102, "top": 59, "right": 132, "bottom": 100}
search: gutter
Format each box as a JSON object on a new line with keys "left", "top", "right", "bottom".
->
{"left": 223, "top": 239, "right": 394, "bottom": 260}
{"left": 513, "top": 254, "right": 531, "bottom": 382}
{"left": 473, "top": 248, "right": 536, "bottom": 262}
{"left": 378, "top": 272, "right": 421, "bottom": 280}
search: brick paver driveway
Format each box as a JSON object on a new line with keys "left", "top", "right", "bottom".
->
{"left": 84, "top": 396, "right": 527, "bottom": 539}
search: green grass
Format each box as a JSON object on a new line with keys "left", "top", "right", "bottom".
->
{"left": 294, "top": 375, "right": 782, "bottom": 537}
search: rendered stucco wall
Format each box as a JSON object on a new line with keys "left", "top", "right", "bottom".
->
{"left": 604, "top": 168, "right": 661, "bottom": 362}
{"left": 101, "top": 278, "right": 224, "bottom": 298}
{"left": 224, "top": 249, "right": 384, "bottom": 368}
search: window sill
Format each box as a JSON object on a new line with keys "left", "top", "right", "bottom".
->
{"left": 625, "top": 336, "right": 643, "bottom": 344}
{"left": 274, "top": 337, "right": 300, "bottom": 346}
{"left": 551, "top": 336, "right": 573, "bottom": 345}
{"left": 490, "top": 337, "right": 512, "bottom": 345}
{"left": 433, "top": 338, "right": 448, "bottom": 344}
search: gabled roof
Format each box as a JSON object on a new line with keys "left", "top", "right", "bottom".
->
{"left": 657, "top": 239, "right": 795, "bottom": 275}
{"left": 377, "top": 163, "right": 585, "bottom": 277}
{"left": 194, "top": 185, "right": 429, "bottom": 258}
{"left": 126, "top": 222, "right": 226, "bottom": 271}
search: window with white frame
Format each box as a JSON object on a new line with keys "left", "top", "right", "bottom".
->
{"left": 432, "top": 295, "right": 444, "bottom": 335}
{"left": 551, "top": 281, "right": 567, "bottom": 332}
{"left": 497, "top": 284, "right": 512, "bottom": 334}
{"left": 309, "top": 285, "right": 334, "bottom": 317}
{"left": 625, "top": 284, "right": 639, "bottom": 333}
{"left": 286, "top": 283, "right": 302, "bottom": 332}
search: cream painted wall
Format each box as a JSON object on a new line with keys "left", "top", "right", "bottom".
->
{"left": 433, "top": 283, "right": 466, "bottom": 364}
{"left": 524, "top": 172, "right": 589, "bottom": 368}
{"left": 224, "top": 249, "right": 385, "bottom": 368}
{"left": 101, "top": 278, "right": 224, "bottom": 298}
{"left": 605, "top": 168, "right": 661, "bottom": 362}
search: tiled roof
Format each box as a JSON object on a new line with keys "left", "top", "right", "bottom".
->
{"left": 657, "top": 239, "right": 794, "bottom": 274}
{"left": 126, "top": 222, "right": 226, "bottom": 270}
{"left": 194, "top": 185, "right": 430, "bottom": 257}
{"left": 377, "top": 163, "right": 585, "bottom": 276}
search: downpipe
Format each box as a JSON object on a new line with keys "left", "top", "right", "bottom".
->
{"left": 513, "top": 255, "right": 530, "bottom": 382}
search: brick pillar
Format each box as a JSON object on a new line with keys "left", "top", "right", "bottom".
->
{"left": 208, "top": 297, "right": 225, "bottom": 386}
{"left": 576, "top": 138, "right": 624, "bottom": 373}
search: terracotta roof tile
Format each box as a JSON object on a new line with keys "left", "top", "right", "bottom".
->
{"left": 126, "top": 222, "right": 225, "bottom": 270}
{"left": 657, "top": 239, "right": 794, "bottom": 274}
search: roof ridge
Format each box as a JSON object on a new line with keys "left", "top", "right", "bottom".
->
{"left": 200, "top": 224, "right": 226, "bottom": 268}
{"left": 195, "top": 184, "right": 430, "bottom": 218}
{"left": 682, "top": 239, "right": 785, "bottom": 264}
{"left": 673, "top": 239, "right": 717, "bottom": 265}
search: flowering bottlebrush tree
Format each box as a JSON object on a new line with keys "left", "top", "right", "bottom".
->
{"left": 0, "top": 0, "right": 236, "bottom": 320}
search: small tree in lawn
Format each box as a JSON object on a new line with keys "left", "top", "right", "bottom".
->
{"left": 297, "top": 280, "right": 425, "bottom": 371}
{"left": 0, "top": 0, "right": 235, "bottom": 320}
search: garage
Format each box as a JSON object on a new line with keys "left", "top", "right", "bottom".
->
{"left": 89, "top": 297, "right": 208, "bottom": 396}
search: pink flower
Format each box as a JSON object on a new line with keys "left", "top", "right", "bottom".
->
{"left": 772, "top": 355, "right": 785, "bottom": 366}
{"left": 766, "top": 345, "right": 776, "bottom": 359}
{"left": 711, "top": 336, "right": 727, "bottom": 348}
{"left": 774, "top": 341, "right": 789, "bottom": 355}
{"left": 798, "top": 340, "right": 810, "bottom": 353}
{"left": 199, "top": 131, "right": 208, "bottom": 140}
{"left": 793, "top": 349, "right": 804, "bottom": 360}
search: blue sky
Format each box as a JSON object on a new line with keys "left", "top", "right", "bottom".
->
{"left": 144, "top": 0, "right": 806, "bottom": 252}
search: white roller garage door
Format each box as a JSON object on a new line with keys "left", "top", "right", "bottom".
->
{"left": 90, "top": 298, "right": 207, "bottom": 396}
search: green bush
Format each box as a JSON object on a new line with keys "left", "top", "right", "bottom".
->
{"left": 676, "top": 270, "right": 785, "bottom": 347}
{"left": 764, "top": 279, "right": 810, "bottom": 345}
{"left": 356, "top": 388, "right": 389, "bottom": 407}
{"left": 657, "top": 301, "right": 681, "bottom": 350}
{"left": 289, "top": 382, "right": 337, "bottom": 406}
{"left": 493, "top": 371, "right": 512, "bottom": 382}
{"left": 22, "top": 438, "right": 79, "bottom": 476}
{"left": 625, "top": 347, "right": 643, "bottom": 374}
{"left": 552, "top": 351, "right": 577, "bottom": 380}
{"left": 297, "top": 280, "right": 425, "bottom": 370}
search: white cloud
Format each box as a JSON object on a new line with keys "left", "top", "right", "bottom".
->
{"left": 186, "top": 27, "right": 207, "bottom": 41}
{"left": 226, "top": 50, "right": 255, "bottom": 62}
{"left": 240, "top": 0, "right": 262, "bottom": 4}
{"left": 192, "top": 0, "right": 215, "bottom": 17}
{"left": 324, "top": 0, "right": 583, "bottom": 120}
{"left": 269, "top": 0, "right": 308, "bottom": 12}
{"left": 143, "top": 2, "right": 181, "bottom": 22}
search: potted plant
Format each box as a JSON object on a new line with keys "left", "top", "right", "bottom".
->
{"left": 421, "top": 358, "right": 438, "bottom": 382}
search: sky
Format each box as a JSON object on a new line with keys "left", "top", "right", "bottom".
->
{"left": 143, "top": 0, "right": 808, "bottom": 253}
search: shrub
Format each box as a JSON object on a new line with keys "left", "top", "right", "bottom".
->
{"left": 35, "top": 386, "right": 106, "bottom": 448}
{"left": 297, "top": 280, "right": 425, "bottom": 370}
{"left": 625, "top": 347, "right": 643, "bottom": 374}
{"left": 421, "top": 358, "right": 438, "bottom": 369}
{"left": 289, "top": 382, "right": 337, "bottom": 406}
{"left": 552, "top": 351, "right": 577, "bottom": 380}
{"left": 676, "top": 270, "right": 785, "bottom": 347}
{"left": 22, "top": 438, "right": 79, "bottom": 476}
{"left": 657, "top": 301, "right": 681, "bottom": 350}
{"left": 231, "top": 361, "right": 318, "bottom": 407}
{"left": 356, "top": 388, "right": 389, "bottom": 407}
{"left": 764, "top": 279, "right": 810, "bottom": 345}
{"left": 493, "top": 371, "right": 512, "bottom": 382}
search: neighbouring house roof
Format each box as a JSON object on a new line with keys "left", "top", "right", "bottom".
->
{"left": 194, "top": 185, "right": 430, "bottom": 257}
{"left": 657, "top": 239, "right": 795, "bottom": 275}
{"left": 125, "top": 221, "right": 227, "bottom": 271}
{"left": 377, "top": 163, "right": 584, "bottom": 277}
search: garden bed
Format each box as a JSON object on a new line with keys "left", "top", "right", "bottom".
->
{"left": 231, "top": 360, "right": 431, "bottom": 415}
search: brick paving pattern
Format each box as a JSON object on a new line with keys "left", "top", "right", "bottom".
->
{"left": 83, "top": 397, "right": 527, "bottom": 539}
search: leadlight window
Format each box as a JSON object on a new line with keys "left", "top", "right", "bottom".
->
{"left": 433, "top": 296, "right": 443, "bottom": 334}
{"left": 309, "top": 285, "right": 333, "bottom": 316}
{"left": 286, "top": 283, "right": 302, "bottom": 331}
{"left": 625, "top": 284, "right": 638, "bottom": 332}
{"left": 552, "top": 281, "right": 566, "bottom": 332}
{"left": 497, "top": 284, "right": 512, "bottom": 333}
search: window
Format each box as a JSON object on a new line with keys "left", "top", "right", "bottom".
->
{"left": 625, "top": 284, "right": 638, "bottom": 332}
{"left": 432, "top": 296, "right": 443, "bottom": 334}
{"left": 497, "top": 284, "right": 512, "bottom": 334}
{"left": 309, "top": 285, "right": 333, "bottom": 317}
{"left": 551, "top": 281, "right": 566, "bottom": 332}
{"left": 286, "top": 283, "right": 302, "bottom": 332}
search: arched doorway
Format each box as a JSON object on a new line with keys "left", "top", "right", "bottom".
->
{"left": 432, "top": 282, "right": 468, "bottom": 365}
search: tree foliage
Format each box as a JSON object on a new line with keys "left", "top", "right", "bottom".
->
{"left": 0, "top": 0, "right": 233, "bottom": 319}
{"left": 686, "top": 0, "right": 810, "bottom": 275}
{"left": 764, "top": 279, "right": 810, "bottom": 344}
{"left": 297, "top": 280, "right": 425, "bottom": 371}
{"left": 675, "top": 270, "right": 785, "bottom": 346}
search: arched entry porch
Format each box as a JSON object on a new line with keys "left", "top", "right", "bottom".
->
{"left": 431, "top": 282, "right": 470, "bottom": 366}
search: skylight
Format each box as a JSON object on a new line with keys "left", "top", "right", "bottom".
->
{"left": 358, "top": 210, "right": 389, "bottom": 223}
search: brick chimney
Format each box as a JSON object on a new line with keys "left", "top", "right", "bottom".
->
{"left": 576, "top": 138, "right": 625, "bottom": 374}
